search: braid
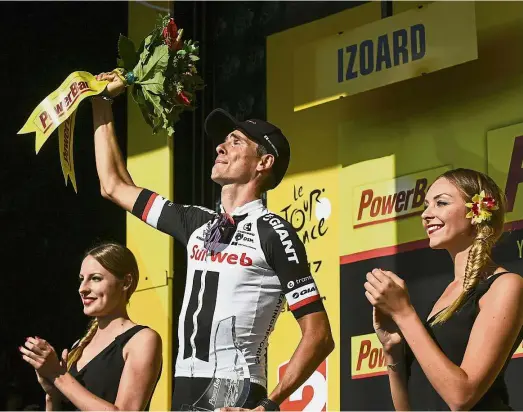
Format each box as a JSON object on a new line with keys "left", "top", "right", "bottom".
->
{"left": 432, "top": 225, "right": 495, "bottom": 325}
{"left": 67, "top": 319, "right": 99, "bottom": 370}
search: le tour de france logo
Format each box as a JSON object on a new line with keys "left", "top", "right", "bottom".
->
{"left": 280, "top": 184, "right": 332, "bottom": 245}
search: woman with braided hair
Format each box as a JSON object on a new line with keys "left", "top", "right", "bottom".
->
{"left": 19, "top": 242, "right": 162, "bottom": 411}
{"left": 364, "top": 168, "right": 523, "bottom": 410}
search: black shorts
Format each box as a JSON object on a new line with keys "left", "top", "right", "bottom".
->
{"left": 171, "top": 377, "right": 267, "bottom": 411}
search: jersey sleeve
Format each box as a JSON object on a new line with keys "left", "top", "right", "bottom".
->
{"left": 131, "top": 188, "right": 217, "bottom": 246}
{"left": 257, "top": 213, "right": 325, "bottom": 319}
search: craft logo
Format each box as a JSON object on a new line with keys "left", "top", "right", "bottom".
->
{"left": 353, "top": 166, "right": 450, "bottom": 228}
{"left": 351, "top": 333, "right": 388, "bottom": 379}
{"left": 255, "top": 295, "right": 284, "bottom": 364}
{"left": 278, "top": 359, "right": 327, "bottom": 411}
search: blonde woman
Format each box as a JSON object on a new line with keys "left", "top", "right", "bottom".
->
{"left": 20, "top": 242, "right": 162, "bottom": 411}
{"left": 365, "top": 168, "right": 523, "bottom": 410}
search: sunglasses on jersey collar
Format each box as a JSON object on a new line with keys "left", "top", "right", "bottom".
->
{"left": 203, "top": 213, "right": 237, "bottom": 251}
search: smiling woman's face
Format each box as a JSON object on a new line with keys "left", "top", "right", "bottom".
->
{"left": 78, "top": 255, "right": 128, "bottom": 317}
{"left": 421, "top": 177, "right": 475, "bottom": 251}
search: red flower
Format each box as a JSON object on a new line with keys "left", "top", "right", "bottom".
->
{"left": 471, "top": 203, "right": 480, "bottom": 216}
{"left": 163, "top": 18, "right": 179, "bottom": 50}
{"left": 177, "top": 91, "right": 191, "bottom": 105}
{"left": 483, "top": 196, "right": 496, "bottom": 209}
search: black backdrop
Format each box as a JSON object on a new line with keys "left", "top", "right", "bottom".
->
{"left": 341, "top": 228, "right": 523, "bottom": 410}
{"left": 0, "top": 2, "right": 128, "bottom": 408}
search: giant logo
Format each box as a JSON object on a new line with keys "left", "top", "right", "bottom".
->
{"left": 286, "top": 283, "right": 320, "bottom": 312}
{"left": 263, "top": 214, "right": 299, "bottom": 263}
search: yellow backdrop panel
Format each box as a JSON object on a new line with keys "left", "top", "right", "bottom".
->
{"left": 126, "top": 1, "right": 173, "bottom": 410}
{"left": 267, "top": 169, "right": 339, "bottom": 411}
{"left": 267, "top": 1, "right": 523, "bottom": 409}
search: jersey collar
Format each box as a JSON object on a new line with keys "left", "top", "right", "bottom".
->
{"left": 220, "top": 199, "right": 264, "bottom": 217}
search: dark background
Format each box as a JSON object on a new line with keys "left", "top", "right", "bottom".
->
{"left": 0, "top": 1, "right": 362, "bottom": 409}
{"left": 0, "top": 2, "right": 129, "bottom": 409}
{"left": 341, "top": 229, "right": 523, "bottom": 410}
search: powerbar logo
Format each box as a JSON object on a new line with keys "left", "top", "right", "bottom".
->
{"left": 38, "top": 81, "right": 91, "bottom": 132}
{"left": 351, "top": 336, "right": 523, "bottom": 379}
{"left": 353, "top": 166, "right": 450, "bottom": 228}
{"left": 351, "top": 333, "right": 387, "bottom": 379}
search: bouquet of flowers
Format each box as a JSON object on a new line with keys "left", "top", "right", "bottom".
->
{"left": 117, "top": 14, "right": 204, "bottom": 134}
{"left": 18, "top": 14, "right": 203, "bottom": 192}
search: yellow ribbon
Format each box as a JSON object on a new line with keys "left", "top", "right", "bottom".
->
{"left": 58, "top": 110, "right": 78, "bottom": 192}
{"left": 17, "top": 71, "right": 111, "bottom": 192}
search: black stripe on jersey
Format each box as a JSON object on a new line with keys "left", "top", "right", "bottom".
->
{"left": 183, "top": 271, "right": 203, "bottom": 360}
{"left": 194, "top": 271, "right": 219, "bottom": 362}
{"left": 183, "top": 270, "right": 220, "bottom": 362}
{"left": 257, "top": 213, "right": 325, "bottom": 319}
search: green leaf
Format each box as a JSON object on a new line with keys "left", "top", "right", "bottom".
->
{"left": 189, "top": 55, "right": 199, "bottom": 61}
{"left": 136, "top": 71, "right": 165, "bottom": 95}
{"left": 138, "top": 30, "right": 161, "bottom": 65}
{"left": 139, "top": 35, "right": 152, "bottom": 62}
{"left": 156, "top": 13, "right": 170, "bottom": 30}
{"left": 177, "top": 49, "right": 187, "bottom": 56}
{"left": 132, "top": 87, "right": 155, "bottom": 129}
{"left": 133, "top": 61, "right": 145, "bottom": 82}
{"left": 142, "top": 88, "right": 165, "bottom": 120}
{"left": 138, "top": 44, "right": 170, "bottom": 82}
{"left": 136, "top": 38, "right": 145, "bottom": 59}
{"left": 118, "top": 34, "right": 138, "bottom": 72}
{"left": 152, "top": 113, "right": 165, "bottom": 134}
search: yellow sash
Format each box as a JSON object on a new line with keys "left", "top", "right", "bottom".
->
{"left": 18, "top": 71, "right": 110, "bottom": 192}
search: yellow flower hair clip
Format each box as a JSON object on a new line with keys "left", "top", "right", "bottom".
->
{"left": 465, "top": 190, "right": 499, "bottom": 224}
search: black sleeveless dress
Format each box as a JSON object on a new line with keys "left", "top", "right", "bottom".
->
{"left": 63, "top": 325, "right": 159, "bottom": 411}
{"left": 407, "top": 272, "right": 523, "bottom": 410}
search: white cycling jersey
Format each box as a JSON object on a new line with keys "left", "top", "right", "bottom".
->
{"left": 132, "top": 190, "right": 324, "bottom": 387}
